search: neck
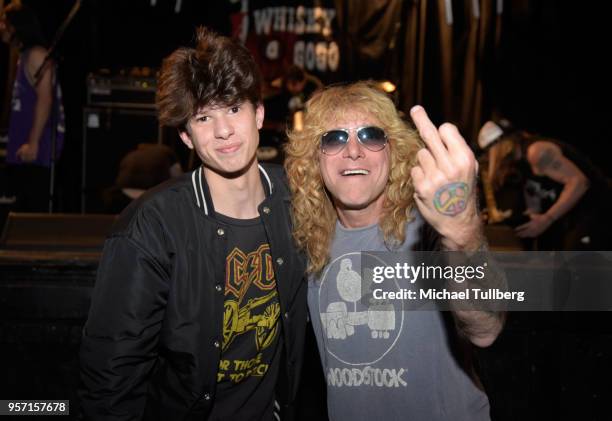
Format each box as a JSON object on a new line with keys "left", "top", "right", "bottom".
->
{"left": 335, "top": 194, "right": 385, "bottom": 229}
{"left": 203, "top": 161, "right": 266, "bottom": 219}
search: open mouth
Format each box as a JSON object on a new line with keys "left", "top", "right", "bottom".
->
{"left": 341, "top": 169, "right": 369, "bottom": 176}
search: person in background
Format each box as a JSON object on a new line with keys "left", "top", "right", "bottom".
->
{"left": 285, "top": 81, "right": 504, "bottom": 420}
{"left": 0, "top": 2, "right": 64, "bottom": 212}
{"left": 102, "top": 143, "right": 182, "bottom": 214}
{"left": 478, "top": 118, "right": 612, "bottom": 250}
{"left": 282, "top": 65, "right": 322, "bottom": 115}
{"left": 265, "top": 65, "right": 322, "bottom": 128}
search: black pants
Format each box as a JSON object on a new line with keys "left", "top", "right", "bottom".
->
{"left": 7, "top": 164, "right": 50, "bottom": 212}
{"left": 542, "top": 191, "right": 612, "bottom": 251}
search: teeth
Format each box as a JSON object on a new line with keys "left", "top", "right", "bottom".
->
{"left": 342, "top": 169, "right": 369, "bottom": 175}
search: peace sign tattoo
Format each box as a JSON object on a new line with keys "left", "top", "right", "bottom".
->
{"left": 434, "top": 182, "right": 470, "bottom": 216}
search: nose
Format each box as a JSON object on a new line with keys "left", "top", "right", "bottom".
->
{"left": 213, "top": 115, "right": 234, "bottom": 140}
{"left": 342, "top": 132, "right": 365, "bottom": 159}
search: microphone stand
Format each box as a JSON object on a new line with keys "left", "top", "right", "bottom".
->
{"left": 32, "top": 0, "right": 81, "bottom": 212}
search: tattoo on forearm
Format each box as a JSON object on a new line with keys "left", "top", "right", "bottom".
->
{"left": 433, "top": 182, "right": 470, "bottom": 216}
{"left": 551, "top": 160, "right": 561, "bottom": 170}
{"left": 537, "top": 149, "right": 562, "bottom": 171}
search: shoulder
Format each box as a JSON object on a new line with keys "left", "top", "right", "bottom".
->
{"left": 526, "top": 140, "right": 562, "bottom": 166}
{"left": 24, "top": 47, "right": 47, "bottom": 71}
{"left": 24, "top": 46, "right": 47, "bottom": 64}
{"left": 98, "top": 172, "right": 203, "bottom": 272}
{"left": 111, "top": 172, "right": 197, "bottom": 236}
{"left": 22, "top": 47, "right": 52, "bottom": 84}
{"left": 260, "top": 162, "right": 285, "bottom": 179}
{"left": 259, "top": 163, "right": 290, "bottom": 195}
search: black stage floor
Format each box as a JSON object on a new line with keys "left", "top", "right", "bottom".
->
{"left": 1, "top": 219, "right": 611, "bottom": 420}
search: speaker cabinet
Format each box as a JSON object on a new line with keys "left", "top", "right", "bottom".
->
{"left": 0, "top": 212, "right": 116, "bottom": 251}
{"left": 82, "top": 106, "right": 160, "bottom": 212}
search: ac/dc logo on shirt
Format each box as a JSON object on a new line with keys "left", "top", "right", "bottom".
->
{"left": 226, "top": 244, "right": 276, "bottom": 300}
{"left": 223, "top": 244, "right": 280, "bottom": 352}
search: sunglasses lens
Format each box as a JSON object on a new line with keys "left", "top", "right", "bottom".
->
{"left": 321, "top": 130, "right": 349, "bottom": 155}
{"left": 358, "top": 126, "right": 387, "bottom": 151}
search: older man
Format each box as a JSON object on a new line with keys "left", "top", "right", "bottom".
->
{"left": 285, "top": 81, "right": 503, "bottom": 420}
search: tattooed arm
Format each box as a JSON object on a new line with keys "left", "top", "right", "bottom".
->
{"left": 409, "top": 106, "right": 505, "bottom": 347}
{"left": 515, "top": 141, "right": 589, "bottom": 238}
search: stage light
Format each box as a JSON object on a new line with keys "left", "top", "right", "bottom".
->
{"left": 293, "top": 110, "right": 304, "bottom": 132}
{"left": 379, "top": 81, "right": 396, "bottom": 93}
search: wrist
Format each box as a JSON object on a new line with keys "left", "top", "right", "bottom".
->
{"left": 441, "top": 223, "right": 485, "bottom": 251}
{"left": 446, "top": 209, "right": 483, "bottom": 246}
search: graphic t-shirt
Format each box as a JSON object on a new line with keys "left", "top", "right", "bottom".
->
{"left": 308, "top": 216, "right": 491, "bottom": 421}
{"left": 208, "top": 214, "right": 282, "bottom": 421}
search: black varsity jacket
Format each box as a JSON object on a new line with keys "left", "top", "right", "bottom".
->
{"left": 79, "top": 164, "right": 307, "bottom": 420}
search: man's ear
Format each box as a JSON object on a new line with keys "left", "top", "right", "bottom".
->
{"left": 255, "top": 103, "right": 265, "bottom": 130}
{"left": 178, "top": 128, "right": 194, "bottom": 150}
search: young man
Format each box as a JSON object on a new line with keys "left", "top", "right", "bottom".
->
{"left": 79, "top": 28, "right": 307, "bottom": 420}
{"left": 285, "top": 82, "right": 504, "bottom": 420}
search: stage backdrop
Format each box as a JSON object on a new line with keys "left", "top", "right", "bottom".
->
{"left": 229, "top": 0, "right": 341, "bottom": 85}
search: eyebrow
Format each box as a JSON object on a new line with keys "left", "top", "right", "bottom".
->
{"left": 195, "top": 102, "right": 243, "bottom": 115}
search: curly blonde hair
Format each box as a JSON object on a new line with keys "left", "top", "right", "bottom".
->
{"left": 285, "top": 81, "right": 423, "bottom": 274}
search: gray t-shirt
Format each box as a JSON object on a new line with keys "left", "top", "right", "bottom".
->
{"left": 308, "top": 217, "right": 491, "bottom": 421}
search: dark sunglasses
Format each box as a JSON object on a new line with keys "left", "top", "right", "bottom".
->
{"left": 320, "top": 126, "right": 388, "bottom": 155}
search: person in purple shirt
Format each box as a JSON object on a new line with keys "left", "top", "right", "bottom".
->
{"left": 1, "top": 3, "right": 64, "bottom": 211}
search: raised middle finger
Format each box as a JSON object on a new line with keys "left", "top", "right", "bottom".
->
{"left": 410, "top": 105, "right": 453, "bottom": 172}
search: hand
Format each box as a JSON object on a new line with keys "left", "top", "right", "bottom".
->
{"left": 487, "top": 207, "right": 513, "bottom": 224}
{"left": 409, "top": 106, "right": 482, "bottom": 250}
{"left": 16, "top": 143, "right": 39, "bottom": 163}
{"left": 515, "top": 212, "right": 553, "bottom": 238}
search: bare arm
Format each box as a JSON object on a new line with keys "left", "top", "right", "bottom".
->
{"left": 409, "top": 106, "right": 505, "bottom": 348}
{"left": 16, "top": 47, "right": 54, "bottom": 162}
{"left": 450, "top": 243, "right": 507, "bottom": 348}
{"left": 441, "top": 226, "right": 506, "bottom": 348}
{"left": 516, "top": 141, "right": 589, "bottom": 238}
{"left": 454, "top": 305, "right": 506, "bottom": 347}
{"left": 445, "top": 231, "right": 506, "bottom": 348}
{"left": 529, "top": 141, "right": 589, "bottom": 220}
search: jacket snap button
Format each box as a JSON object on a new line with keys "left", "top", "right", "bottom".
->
{"left": 215, "top": 284, "right": 223, "bottom": 292}
{"left": 276, "top": 257, "right": 284, "bottom": 265}
{"left": 262, "top": 207, "right": 271, "bottom": 214}
{"left": 217, "top": 228, "right": 225, "bottom": 236}
{"left": 203, "top": 393, "right": 211, "bottom": 401}
{"left": 213, "top": 340, "right": 220, "bottom": 348}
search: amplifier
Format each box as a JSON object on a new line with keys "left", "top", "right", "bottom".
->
{"left": 0, "top": 212, "right": 117, "bottom": 251}
{"left": 82, "top": 106, "right": 160, "bottom": 212}
{"left": 86, "top": 73, "right": 157, "bottom": 109}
